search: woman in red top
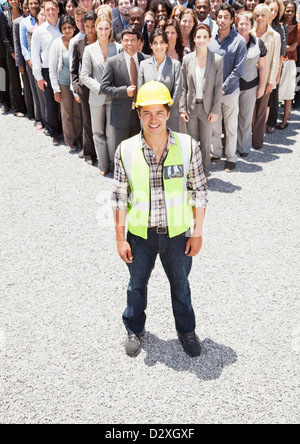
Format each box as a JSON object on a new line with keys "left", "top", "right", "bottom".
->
{"left": 277, "top": 1, "right": 300, "bottom": 129}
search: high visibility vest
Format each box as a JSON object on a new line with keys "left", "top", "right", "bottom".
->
{"left": 120, "top": 132, "right": 193, "bottom": 240}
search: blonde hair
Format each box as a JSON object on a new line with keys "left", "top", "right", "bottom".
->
{"left": 96, "top": 4, "right": 112, "bottom": 20}
{"left": 235, "top": 11, "right": 254, "bottom": 27}
{"left": 253, "top": 3, "right": 271, "bottom": 19}
{"left": 95, "top": 15, "right": 113, "bottom": 41}
{"left": 264, "top": 0, "right": 284, "bottom": 22}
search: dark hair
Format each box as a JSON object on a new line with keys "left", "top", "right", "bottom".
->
{"left": 121, "top": 24, "right": 142, "bottom": 40}
{"left": 59, "top": 14, "right": 76, "bottom": 32}
{"left": 283, "top": 0, "right": 297, "bottom": 24}
{"left": 194, "top": 23, "right": 212, "bottom": 38}
{"left": 137, "top": 103, "right": 171, "bottom": 113}
{"left": 149, "top": 0, "right": 173, "bottom": 18}
{"left": 216, "top": 3, "right": 236, "bottom": 20}
{"left": 83, "top": 10, "right": 97, "bottom": 22}
{"left": 163, "top": 18, "right": 184, "bottom": 62}
{"left": 149, "top": 27, "right": 168, "bottom": 44}
{"left": 233, "top": 0, "right": 246, "bottom": 12}
{"left": 63, "top": 0, "right": 78, "bottom": 14}
{"left": 179, "top": 8, "right": 198, "bottom": 52}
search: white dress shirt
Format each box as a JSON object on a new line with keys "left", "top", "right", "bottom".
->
{"left": 31, "top": 19, "right": 62, "bottom": 81}
{"left": 123, "top": 51, "right": 139, "bottom": 79}
{"left": 153, "top": 56, "right": 167, "bottom": 81}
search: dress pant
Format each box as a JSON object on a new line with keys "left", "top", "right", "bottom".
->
{"left": 42, "top": 68, "right": 61, "bottom": 138}
{"left": 123, "top": 229, "right": 195, "bottom": 335}
{"left": 26, "top": 62, "right": 44, "bottom": 125}
{"left": 6, "top": 52, "right": 26, "bottom": 114}
{"left": 114, "top": 109, "right": 141, "bottom": 150}
{"left": 267, "top": 86, "right": 279, "bottom": 128}
{"left": 77, "top": 85, "right": 96, "bottom": 161}
{"left": 90, "top": 98, "right": 115, "bottom": 172}
{"left": 0, "top": 57, "right": 10, "bottom": 107}
{"left": 21, "top": 69, "right": 34, "bottom": 119}
{"left": 237, "top": 86, "right": 258, "bottom": 155}
{"left": 211, "top": 88, "right": 240, "bottom": 163}
{"left": 252, "top": 92, "right": 270, "bottom": 149}
{"left": 59, "top": 84, "right": 82, "bottom": 146}
{"left": 186, "top": 101, "right": 212, "bottom": 176}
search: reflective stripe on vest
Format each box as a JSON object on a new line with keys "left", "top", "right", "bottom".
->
{"left": 121, "top": 132, "right": 193, "bottom": 239}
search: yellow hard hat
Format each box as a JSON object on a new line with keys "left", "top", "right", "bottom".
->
{"left": 136, "top": 81, "right": 174, "bottom": 108}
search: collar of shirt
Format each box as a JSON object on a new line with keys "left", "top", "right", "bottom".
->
{"left": 45, "top": 19, "right": 60, "bottom": 31}
{"left": 215, "top": 26, "right": 237, "bottom": 45}
{"left": 198, "top": 16, "right": 210, "bottom": 26}
{"left": 124, "top": 51, "right": 138, "bottom": 64}
{"left": 153, "top": 55, "right": 167, "bottom": 79}
{"left": 124, "top": 51, "right": 139, "bottom": 79}
{"left": 177, "top": 0, "right": 189, "bottom": 7}
{"left": 251, "top": 24, "right": 275, "bottom": 38}
{"left": 140, "top": 129, "right": 176, "bottom": 158}
{"left": 120, "top": 15, "right": 128, "bottom": 29}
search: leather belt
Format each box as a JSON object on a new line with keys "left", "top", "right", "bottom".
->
{"left": 149, "top": 227, "right": 168, "bottom": 235}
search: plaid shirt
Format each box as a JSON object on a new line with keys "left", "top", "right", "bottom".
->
{"left": 111, "top": 130, "right": 208, "bottom": 228}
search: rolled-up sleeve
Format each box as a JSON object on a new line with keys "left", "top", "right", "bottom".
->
{"left": 187, "top": 139, "right": 208, "bottom": 208}
{"left": 111, "top": 145, "right": 130, "bottom": 212}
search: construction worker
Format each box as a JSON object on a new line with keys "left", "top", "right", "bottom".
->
{"left": 112, "top": 81, "right": 208, "bottom": 358}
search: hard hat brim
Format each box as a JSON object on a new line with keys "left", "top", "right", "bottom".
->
{"left": 136, "top": 99, "right": 174, "bottom": 108}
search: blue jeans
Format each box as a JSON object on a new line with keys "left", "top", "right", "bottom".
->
{"left": 123, "top": 229, "right": 196, "bottom": 335}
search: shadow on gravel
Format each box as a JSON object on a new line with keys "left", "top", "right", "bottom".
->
{"left": 208, "top": 178, "right": 242, "bottom": 193}
{"left": 142, "top": 332, "right": 237, "bottom": 381}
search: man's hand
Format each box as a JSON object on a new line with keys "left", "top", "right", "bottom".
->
{"left": 265, "top": 83, "right": 273, "bottom": 94}
{"left": 37, "top": 79, "right": 47, "bottom": 91}
{"left": 207, "top": 112, "right": 218, "bottom": 123}
{"left": 127, "top": 85, "right": 136, "bottom": 97}
{"left": 185, "top": 236, "right": 203, "bottom": 257}
{"left": 117, "top": 240, "right": 133, "bottom": 264}
{"left": 180, "top": 112, "right": 189, "bottom": 123}
{"left": 54, "top": 92, "right": 62, "bottom": 103}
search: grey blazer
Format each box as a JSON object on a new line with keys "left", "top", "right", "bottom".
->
{"left": 12, "top": 16, "right": 25, "bottom": 68}
{"left": 80, "top": 41, "right": 121, "bottom": 107}
{"left": 138, "top": 55, "right": 182, "bottom": 121}
{"left": 100, "top": 51, "right": 149, "bottom": 128}
{"left": 179, "top": 50, "right": 223, "bottom": 117}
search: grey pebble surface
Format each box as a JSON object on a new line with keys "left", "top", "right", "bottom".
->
{"left": 0, "top": 108, "right": 299, "bottom": 424}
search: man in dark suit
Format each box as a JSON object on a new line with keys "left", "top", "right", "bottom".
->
{"left": 128, "top": 6, "right": 151, "bottom": 55}
{"left": 100, "top": 26, "right": 149, "bottom": 149}
{"left": 112, "top": 0, "right": 133, "bottom": 42}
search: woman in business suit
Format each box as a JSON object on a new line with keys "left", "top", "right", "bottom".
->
{"left": 138, "top": 27, "right": 182, "bottom": 132}
{"left": 80, "top": 15, "right": 122, "bottom": 175}
{"left": 179, "top": 24, "right": 223, "bottom": 177}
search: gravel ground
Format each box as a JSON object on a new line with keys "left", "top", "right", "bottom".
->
{"left": 0, "top": 107, "right": 299, "bottom": 424}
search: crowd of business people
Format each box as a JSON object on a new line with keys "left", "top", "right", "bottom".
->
{"left": 0, "top": 0, "right": 300, "bottom": 177}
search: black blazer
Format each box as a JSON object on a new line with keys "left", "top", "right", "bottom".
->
{"left": 100, "top": 51, "right": 149, "bottom": 128}
{"left": 71, "top": 35, "right": 88, "bottom": 95}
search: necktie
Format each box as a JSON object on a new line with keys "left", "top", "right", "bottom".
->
{"left": 130, "top": 56, "right": 138, "bottom": 103}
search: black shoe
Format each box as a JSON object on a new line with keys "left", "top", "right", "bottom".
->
{"left": 238, "top": 152, "right": 249, "bottom": 158}
{"left": 178, "top": 331, "right": 201, "bottom": 357}
{"left": 211, "top": 156, "right": 221, "bottom": 162}
{"left": 276, "top": 123, "right": 288, "bottom": 130}
{"left": 52, "top": 137, "right": 61, "bottom": 146}
{"left": 225, "top": 161, "right": 236, "bottom": 172}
